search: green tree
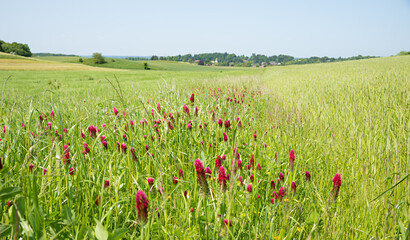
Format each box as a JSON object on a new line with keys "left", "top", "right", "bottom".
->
{"left": 0, "top": 40, "right": 5, "bottom": 52}
{"left": 143, "top": 62, "right": 150, "bottom": 70}
{"left": 92, "top": 53, "right": 106, "bottom": 64}
{"left": 79, "top": 57, "right": 83, "bottom": 63}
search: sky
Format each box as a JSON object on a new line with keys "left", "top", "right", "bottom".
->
{"left": 1, "top": 0, "right": 409, "bottom": 58}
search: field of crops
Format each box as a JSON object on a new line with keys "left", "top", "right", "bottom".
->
{"left": 0, "top": 56, "right": 409, "bottom": 239}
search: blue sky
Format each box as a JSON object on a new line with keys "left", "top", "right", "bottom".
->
{"left": 1, "top": 0, "right": 409, "bottom": 57}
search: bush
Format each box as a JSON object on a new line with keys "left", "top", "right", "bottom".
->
{"left": 79, "top": 58, "right": 83, "bottom": 63}
{"left": 92, "top": 53, "right": 106, "bottom": 64}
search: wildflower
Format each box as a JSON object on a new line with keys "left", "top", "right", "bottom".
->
{"left": 205, "top": 167, "right": 212, "bottom": 178}
{"left": 279, "top": 172, "right": 285, "bottom": 182}
{"left": 104, "top": 180, "right": 109, "bottom": 188}
{"left": 291, "top": 181, "right": 297, "bottom": 193}
{"left": 223, "top": 219, "right": 232, "bottom": 226}
{"left": 263, "top": 143, "right": 267, "bottom": 148}
{"left": 218, "top": 166, "right": 228, "bottom": 190}
{"left": 218, "top": 118, "right": 223, "bottom": 127}
{"left": 157, "top": 103, "right": 161, "bottom": 112}
{"left": 63, "top": 128, "right": 68, "bottom": 133}
{"left": 190, "top": 93, "right": 195, "bottom": 103}
{"left": 69, "top": 167, "right": 74, "bottom": 176}
{"left": 145, "top": 145, "right": 149, "bottom": 151}
{"left": 221, "top": 154, "right": 226, "bottom": 160}
{"left": 0, "top": 157, "right": 3, "bottom": 170}
{"left": 173, "top": 177, "right": 178, "bottom": 185}
{"left": 190, "top": 207, "right": 194, "bottom": 212}
{"left": 81, "top": 132, "right": 86, "bottom": 139}
{"left": 330, "top": 173, "right": 342, "bottom": 202}
{"left": 29, "top": 164, "right": 33, "bottom": 172}
{"left": 102, "top": 123, "right": 107, "bottom": 128}
{"left": 271, "top": 180, "right": 275, "bottom": 189}
{"left": 224, "top": 120, "right": 230, "bottom": 130}
{"left": 247, "top": 184, "right": 252, "bottom": 192}
{"left": 121, "top": 143, "right": 127, "bottom": 153}
{"left": 88, "top": 125, "right": 97, "bottom": 138}
{"left": 84, "top": 143, "right": 90, "bottom": 154}
{"left": 194, "top": 107, "right": 198, "bottom": 116}
{"left": 215, "top": 156, "right": 222, "bottom": 171}
{"left": 305, "top": 171, "right": 311, "bottom": 181}
{"left": 278, "top": 187, "right": 285, "bottom": 200}
{"left": 223, "top": 132, "right": 228, "bottom": 142}
{"left": 50, "top": 110, "right": 55, "bottom": 119}
{"left": 250, "top": 174, "right": 254, "bottom": 182}
{"left": 158, "top": 186, "right": 164, "bottom": 195}
{"left": 183, "top": 105, "right": 190, "bottom": 116}
{"left": 258, "top": 195, "right": 260, "bottom": 199}
{"left": 270, "top": 197, "right": 275, "bottom": 204}
{"left": 114, "top": 107, "right": 119, "bottom": 116}
{"left": 8, "top": 200, "right": 12, "bottom": 208}
{"left": 257, "top": 163, "right": 261, "bottom": 170}
{"left": 63, "top": 144, "right": 70, "bottom": 164}
{"left": 102, "top": 141, "right": 107, "bottom": 149}
{"left": 237, "top": 159, "right": 243, "bottom": 169}
{"left": 210, "top": 110, "right": 215, "bottom": 120}
{"left": 147, "top": 177, "right": 154, "bottom": 188}
{"left": 253, "top": 134, "right": 257, "bottom": 140}
{"left": 289, "top": 149, "right": 295, "bottom": 172}
{"left": 188, "top": 123, "right": 192, "bottom": 130}
{"left": 123, "top": 134, "right": 127, "bottom": 141}
{"left": 250, "top": 154, "right": 255, "bottom": 166}
{"left": 238, "top": 176, "right": 243, "bottom": 185}
{"left": 123, "top": 111, "right": 126, "bottom": 117}
{"left": 43, "top": 168, "right": 47, "bottom": 175}
{"left": 272, "top": 191, "right": 277, "bottom": 199}
{"left": 194, "top": 159, "right": 209, "bottom": 195}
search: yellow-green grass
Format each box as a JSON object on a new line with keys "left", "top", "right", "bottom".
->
{"left": 0, "top": 53, "right": 121, "bottom": 71}
{"left": 35, "top": 55, "right": 251, "bottom": 72}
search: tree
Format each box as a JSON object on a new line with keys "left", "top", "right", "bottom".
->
{"left": 150, "top": 55, "right": 158, "bottom": 60}
{"left": 78, "top": 57, "right": 83, "bottom": 63}
{"left": 1, "top": 42, "right": 32, "bottom": 57}
{"left": 92, "top": 53, "right": 106, "bottom": 64}
{"left": 0, "top": 40, "right": 4, "bottom": 52}
{"left": 143, "top": 62, "right": 150, "bottom": 70}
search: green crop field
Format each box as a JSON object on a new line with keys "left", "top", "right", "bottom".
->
{"left": 35, "top": 55, "right": 245, "bottom": 72}
{"left": 0, "top": 56, "right": 409, "bottom": 239}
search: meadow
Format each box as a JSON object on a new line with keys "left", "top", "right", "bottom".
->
{"left": 0, "top": 55, "right": 409, "bottom": 239}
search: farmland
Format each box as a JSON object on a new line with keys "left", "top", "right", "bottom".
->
{"left": 0, "top": 55, "right": 409, "bottom": 239}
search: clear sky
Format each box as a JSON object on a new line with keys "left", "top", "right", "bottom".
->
{"left": 1, "top": 0, "right": 409, "bottom": 57}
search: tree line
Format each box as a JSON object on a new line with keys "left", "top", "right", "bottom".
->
{"left": 147, "top": 52, "right": 378, "bottom": 67}
{"left": 0, "top": 40, "right": 32, "bottom": 57}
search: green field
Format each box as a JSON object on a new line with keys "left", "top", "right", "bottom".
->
{"left": 0, "top": 56, "right": 409, "bottom": 239}
{"left": 34, "top": 55, "right": 245, "bottom": 71}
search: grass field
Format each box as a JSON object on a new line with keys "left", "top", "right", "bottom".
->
{"left": 34, "top": 55, "right": 243, "bottom": 72}
{"left": 0, "top": 56, "right": 408, "bottom": 239}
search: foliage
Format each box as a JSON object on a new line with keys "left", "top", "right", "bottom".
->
{"left": 0, "top": 41, "right": 32, "bottom": 57}
{"left": 397, "top": 51, "right": 410, "bottom": 56}
{"left": 143, "top": 62, "right": 149, "bottom": 70}
{"left": 151, "top": 52, "right": 378, "bottom": 67}
{"left": 93, "top": 52, "right": 106, "bottom": 64}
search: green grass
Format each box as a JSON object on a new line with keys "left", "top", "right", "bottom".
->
{"left": 0, "top": 52, "right": 34, "bottom": 60}
{"left": 35, "top": 55, "right": 249, "bottom": 71}
{"left": 0, "top": 56, "right": 408, "bottom": 239}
